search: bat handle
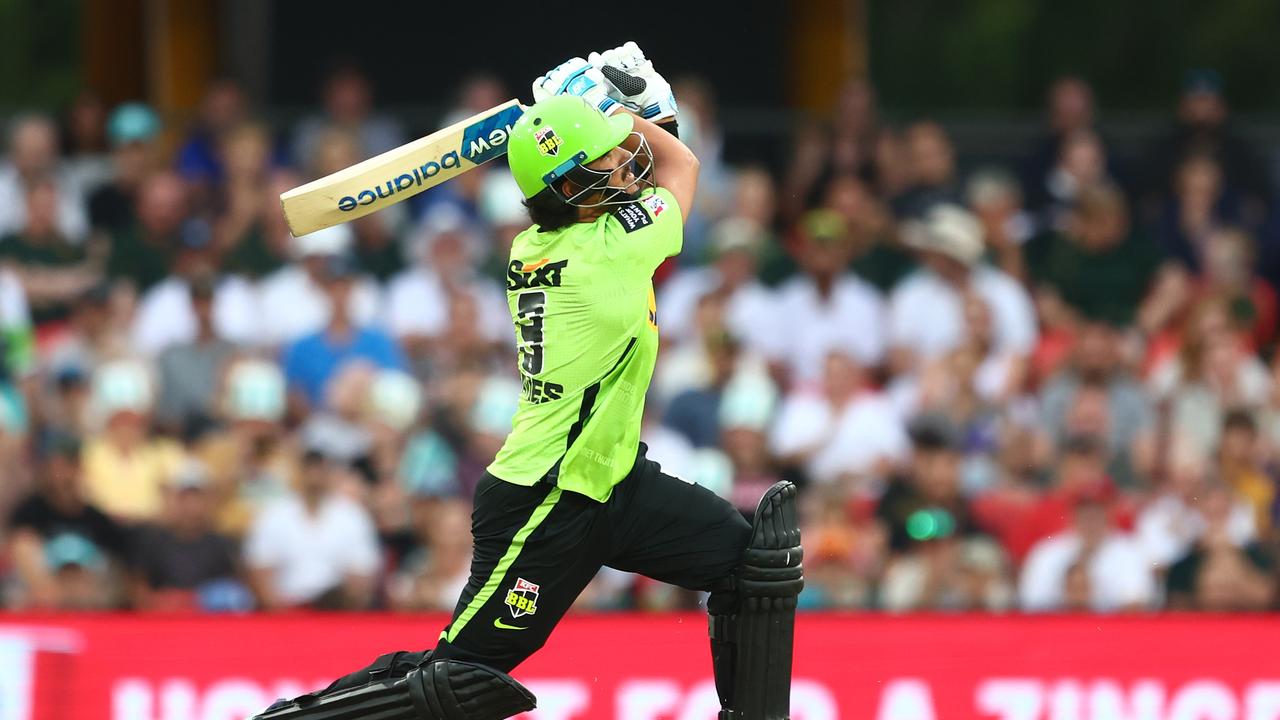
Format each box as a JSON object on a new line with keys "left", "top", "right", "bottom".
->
{"left": 600, "top": 65, "right": 647, "bottom": 96}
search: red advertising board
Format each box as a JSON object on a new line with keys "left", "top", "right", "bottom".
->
{"left": 0, "top": 613, "right": 1277, "bottom": 720}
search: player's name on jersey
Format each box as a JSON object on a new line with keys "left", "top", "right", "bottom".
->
{"left": 522, "top": 375, "right": 564, "bottom": 404}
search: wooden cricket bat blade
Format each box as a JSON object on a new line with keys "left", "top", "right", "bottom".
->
{"left": 280, "top": 99, "right": 525, "bottom": 236}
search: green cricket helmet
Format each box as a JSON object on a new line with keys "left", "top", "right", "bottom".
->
{"left": 508, "top": 95, "right": 650, "bottom": 205}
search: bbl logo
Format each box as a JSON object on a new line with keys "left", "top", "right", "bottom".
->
{"left": 505, "top": 577, "right": 540, "bottom": 618}
{"left": 535, "top": 127, "right": 561, "bottom": 157}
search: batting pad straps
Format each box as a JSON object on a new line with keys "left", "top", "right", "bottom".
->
{"left": 251, "top": 660, "right": 535, "bottom": 720}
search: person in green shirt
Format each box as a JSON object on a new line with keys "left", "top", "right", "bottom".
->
{"left": 255, "top": 45, "right": 801, "bottom": 720}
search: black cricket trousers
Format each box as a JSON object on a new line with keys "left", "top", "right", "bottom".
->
{"left": 433, "top": 444, "right": 752, "bottom": 672}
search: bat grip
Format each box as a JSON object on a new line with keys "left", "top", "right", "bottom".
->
{"left": 600, "top": 65, "right": 647, "bottom": 96}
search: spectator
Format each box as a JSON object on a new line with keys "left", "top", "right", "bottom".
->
{"left": 0, "top": 176, "right": 99, "bottom": 325}
{"left": 890, "top": 121, "right": 961, "bottom": 219}
{"left": 889, "top": 204, "right": 1037, "bottom": 376}
{"left": 385, "top": 207, "right": 507, "bottom": 372}
{"left": 87, "top": 102, "right": 162, "bottom": 234}
{"left": 0, "top": 114, "right": 88, "bottom": 242}
{"left": 1029, "top": 129, "right": 1112, "bottom": 232}
{"left": 1216, "top": 410, "right": 1275, "bottom": 538}
{"left": 291, "top": 62, "right": 406, "bottom": 173}
{"left": 244, "top": 442, "right": 381, "bottom": 610}
{"left": 823, "top": 174, "right": 913, "bottom": 293}
{"left": 771, "top": 350, "right": 907, "bottom": 489}
{"left": 1196, "top": 227, "right": 1277, "bottom": 351}
{"left": 214, "top": 122, "right": 286, "bottom": 279}
{"left": 106, "top": 171, "right": 187, "bottom": 294}
{"left": 152, "top": 274, "right": 239, "bottom": 432}
{"left": 59, "top": 92, "right": 111, "bottom": 195}
{"left": 81, "top": 359, "right": 183, "bottom": 523}
{"left": 765, "top": 210, "right": 886, "bottom": 384}
{"left": 281, "top": 254, "right": 406, "bottom": 410}
{"left": 662, "top": 319, "right": 744, "bottom": 450}
{"left": 880, "top": 523, "right": 1014, "bottom": 612}
{"left": 127, "top": 459, "right": 248, "bottom": 611}
{"left": 176, "top": 79, "right": 252, "bottom": 197}
{"left": 1019, "top": 491, "right": 1155, "bottom": 612}
{"left": 1021, "top": 77, "right": 1120, "bottom": 214}
{"left": 874, "top": 414, "right": 977, "bottom": 554}
{"left": 1152, "top": 153, "right": 1248, "bottom": 271}
{"left": 256, "top": 224, "right": 383, "bottom": 346}
{"left": 716, "top": 370, "right": 781, "bottom": 515}
{"left": 130, "top": 220, "right": 258, "bottom": 355}
{"left": 658, "top": 217, "right": 775, "bottom": 356}
{"left": 196, "top": 358, "right": 297, "bottom": 537}
{"left": 1136, "top": 442, "right": 1255, "bottom": 569}
{"left": 388, "top": 496, "right": 472, "bottom": 611}
{"left": 1149, "top": 298, "right": 1271, "bottom": 459}
{"left": 1165, "top": 482, "right": 1275, "bottom": 611}
{"left": 1039, "top": 321, "right": 1154, "bottom": 485}
{"left": 1138, "top": 69, "right": 1270, "bottom": 224}
{"left": 1027, "top": 183, "right": 1162, "bottom": 327}
{"left": 966, "top": 168, "right": 1036, "bottom": 281}
{"left": 5, "top": 433, "right": 126, "bottom": 608}
{"left": 781, "top": 78, "right": 882, "bottom": 223}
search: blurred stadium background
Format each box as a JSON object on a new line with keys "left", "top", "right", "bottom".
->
{"left": 4, "top": 1, "right": 1280, "bottom": 718}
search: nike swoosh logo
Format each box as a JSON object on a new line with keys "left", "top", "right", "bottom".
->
{"left": 493, "top": 618, "right": 529, "bottom": 631}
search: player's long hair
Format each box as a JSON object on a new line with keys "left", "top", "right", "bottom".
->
{"left": 524, "top": 188, "right": 579, "bottom": 232}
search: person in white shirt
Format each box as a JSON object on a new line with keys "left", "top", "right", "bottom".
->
{"left": 657, "top": 216, "right": 776, "bottom": 356}
{"left": 256, "top": 224, "right": 383, "bottom": 346}
{"left": 1019, "top": 493, "right": 1156, "bottom": 612}
{"left": 130, "top": 220, "right": 258, "bottom": 355}
{"left": 765, "top": 210, "right": 886, "bottom": 384}
{"left": 244, "top": 444, "right": 381, "bottom": 609}
{"left": 384, "top": 206, "right": 508, "bottom": 359}
{"left": 0, "top": 115, "right": 88, "bottom": 242}
{"left": 889, "top": 204, "right": 1036, "bottom": 376}
{"left": 769, "top": 349, "right": 908, "bottom": 486}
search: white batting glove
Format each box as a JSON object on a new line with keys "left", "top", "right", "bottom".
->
{"left": 531, "top": 57, "right": 620, "bottom": 115}
{"left": 589, "top": 41, "right": 678, "bottom": 122}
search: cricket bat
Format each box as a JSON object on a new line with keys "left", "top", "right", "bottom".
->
{"left": 280, "top": 99, "right": 526, "bottom": 237}
{"left": 279, "top": 67, "right": 648, "bottom": 237}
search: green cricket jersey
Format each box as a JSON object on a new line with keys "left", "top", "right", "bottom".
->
{"left": 487, "top": 187, "right": 681, "bottom": 502}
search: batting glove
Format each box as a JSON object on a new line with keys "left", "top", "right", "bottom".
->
{"left": 531, "top": 57, "right": 620, "bottom": 115}
{"left": 589, "top": 41, "right": 678, "bottom": 122}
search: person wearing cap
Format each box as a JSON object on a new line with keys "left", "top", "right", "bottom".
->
{"left": 6, "top": 433, "right": 127, "bottom": 608}
{"left": 766, "top": 209, "right": 886, "bottom": 384}
{"left": 255, "top": 224, "right": 383, "bottom": 346}
{"left": 87, "top": 102, "right": 162, "bottom": 234}
{"left": 1138, "top": 68, "right": 1271, "bottom": 213}
{"left": 280, "top": 252, "right": 406, "bottom": 410}
{"left": 0, "top": 113, "right": 89, "bottom": 242}
{"left": 127, "top": 458, "right": 245, "bottom": 611}
{"left": 888, "top": 203, "right": 1036, "bottom": 377}
{"left": 385, "top": 204, "right": 509, "bottom": 368}
{"left": 130, "top": 217, "right": 258, "bottom": 356}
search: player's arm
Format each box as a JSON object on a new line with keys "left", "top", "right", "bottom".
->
{"left": 625, "top": 112, "right": 699, "bottom": 219}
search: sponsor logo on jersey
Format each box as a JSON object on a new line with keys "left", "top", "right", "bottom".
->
{"left": 535, "top": 126, "right": 562, "bottom": 157}
{"left": 505, "top": 578, "right": 540, "bottom": 618}
{"left": 507, "top": 258, "right": 568, "bottom": 290}
{"left": 641, "top": 193, "right": 666, "bottom": 217}
{"left": 609, "top": 202, "right": 653, "bottom": 233}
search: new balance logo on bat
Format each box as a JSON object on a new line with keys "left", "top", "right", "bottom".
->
{"left": 336, "top": 104, "right": 524, "bottom": 213}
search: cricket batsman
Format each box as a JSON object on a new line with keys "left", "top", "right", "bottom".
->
{"left": 253, "top": 43, "right": 802, "bottom": 720}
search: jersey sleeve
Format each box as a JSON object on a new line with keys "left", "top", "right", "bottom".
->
{"left": 603, "top": 187, "right": 683, "bottom": 271}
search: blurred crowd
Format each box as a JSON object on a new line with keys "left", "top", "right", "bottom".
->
{"left": 3, "top": 64, "right": 1280, "bottom": 615}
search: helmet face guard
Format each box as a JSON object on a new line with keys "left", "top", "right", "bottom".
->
{"left": 543, "top": 132, "right": 656, "bottom": 208}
